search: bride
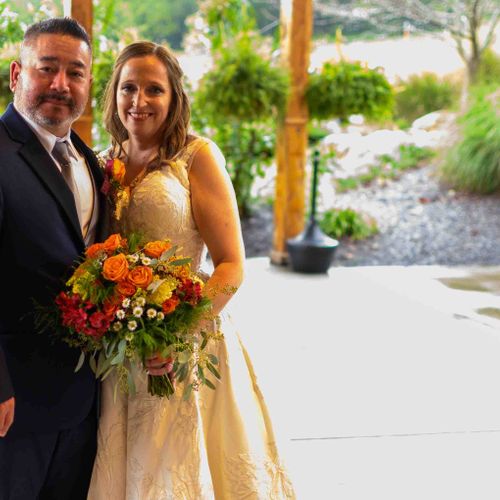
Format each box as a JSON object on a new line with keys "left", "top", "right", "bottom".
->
{"left": 87, "top": 41, "right": 295, "bottom": 499}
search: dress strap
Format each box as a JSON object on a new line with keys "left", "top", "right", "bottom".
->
{"left": 174, "top": 137, "right": 210, "bottom": 171}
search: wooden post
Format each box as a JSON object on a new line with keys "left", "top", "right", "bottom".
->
{"left": 271, "top": 0, "right": 313, "bottom": 264}
{"left": 69, "top": 0, "right": 93, "bottom": 146}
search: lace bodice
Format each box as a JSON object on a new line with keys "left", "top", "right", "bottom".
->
{"left": 103, "top": 138, "right": 210, "bottom": 271}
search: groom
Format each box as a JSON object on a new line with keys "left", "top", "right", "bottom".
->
{"left": 0, "top": 18, "right": 105, "bottom": 499}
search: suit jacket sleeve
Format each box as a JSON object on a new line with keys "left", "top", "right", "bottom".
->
{"left": 0, "top": 185, "right": 14, "bottom": 403}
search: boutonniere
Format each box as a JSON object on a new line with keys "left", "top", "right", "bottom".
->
{"left": 101, "top": 158, "right": 126, "bottom": 197}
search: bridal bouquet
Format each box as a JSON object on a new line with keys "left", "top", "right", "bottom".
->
{"left": 37, "top": 233, "right": 221, "bottom": 399}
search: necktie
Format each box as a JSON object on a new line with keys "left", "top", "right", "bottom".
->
{"left": 52, "top": 140, "right": 82, "bottom": 221}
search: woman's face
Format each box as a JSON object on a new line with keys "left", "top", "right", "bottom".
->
{"left": 116, "top": 55, "right": 172, "bottom": 144}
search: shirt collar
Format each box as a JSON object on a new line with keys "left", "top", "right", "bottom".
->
{"left": 15, "top": 105, "right": 76, "bottom": 157}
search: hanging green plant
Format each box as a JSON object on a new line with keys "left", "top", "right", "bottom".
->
{"left": 306, "top": 60, "right": 393, "bottom": 122}
{"left": 195, "top": 36, "right": 289, "bottom": 124}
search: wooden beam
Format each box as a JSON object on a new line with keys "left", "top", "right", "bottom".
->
{"left": 69, "top": 0, "right": 93, "bottom": 146}
{"left": 271, "top": 0, "right": 313, "bottom": 264}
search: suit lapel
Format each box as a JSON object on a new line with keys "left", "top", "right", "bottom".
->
{"left": 1, "top": 105, "right": 85, "bottom": 247}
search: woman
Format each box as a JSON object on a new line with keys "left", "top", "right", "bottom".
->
{"left": 88, "top": 41, "right": 295, "bottom": 499}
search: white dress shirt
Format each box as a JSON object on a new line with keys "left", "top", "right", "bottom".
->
{"left": 16, "top": 106, "right": 95, "bottom": 238}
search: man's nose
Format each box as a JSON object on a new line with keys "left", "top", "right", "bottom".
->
{"left": 50, "top": 70, "right": 69, "bottom": 92}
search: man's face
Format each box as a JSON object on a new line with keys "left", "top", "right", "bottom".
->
{"left": 10, "top": 33, "right": 92, "bottom": 137}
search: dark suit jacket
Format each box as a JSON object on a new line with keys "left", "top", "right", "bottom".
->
{"left": 0, "top": 103, "right": 106, "bottom": 435}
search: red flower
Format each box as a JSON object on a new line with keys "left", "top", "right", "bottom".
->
{"left": 177, "top": 279, "right": 203, "bottom": 305}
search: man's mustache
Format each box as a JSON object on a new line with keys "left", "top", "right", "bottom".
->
{"left": 37, "top": 93, "right": 75, "bottom": 108}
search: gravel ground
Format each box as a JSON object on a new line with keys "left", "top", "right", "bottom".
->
{"left": 241, "top": 164, "right": 500, "bottom": 266}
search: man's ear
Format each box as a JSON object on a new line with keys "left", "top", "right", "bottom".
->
{"left": 10, "top": 61, "right": 21, "bottom": 93}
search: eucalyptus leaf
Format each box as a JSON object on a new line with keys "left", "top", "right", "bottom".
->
{"left": 159, "top": 246, "right": 178, "bottom": 261}
{"left": 89, "top": 354, "right": 97, "bottom": 374}
{"left": 74, "top": 351, "right": 86, "bottom": 373}
{"left": 204, "top": 378, "right": 216, "bottom": 390}
{"left": 207, "top": 363, "right": 221, "bottom": 380}
{"left": 183, "top": 383, "right": 193, "bottom": 401}
{"left": 177, "top": 350, "right": 191, "bottom": 364}
{"left": 170, "top": 258, "right": 191, "bottom": 267}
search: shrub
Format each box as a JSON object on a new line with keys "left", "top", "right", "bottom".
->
{"left": 319, "top": 208, "right": 378, "bottom": 240}
{"left": 441, "top": 87, "right": 500, "bottom": 194}
{"left": 394, "top": 73, "right": 459, "bottom": 125}
{"left": 306, "top": 60, "right": 393, "bottom": 122}
{"left": 476, "top": 49, "right": 500, "bottom": 87}
{"left": 194, "top": 36, "right": 288, "bottom": 216}
{"left": 195, "top": 37, "right": 288, "bottom": 123}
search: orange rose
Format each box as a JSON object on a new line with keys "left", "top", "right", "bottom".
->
{"left": 102, "top": 254, "right": 129, "bottom": 282}
{"left": 162, "top": 295, "right": 180, "bottom": 314}
{"left": 112, "top": 158, "right": 126, "bottom": 183}
{"left": 143, "top": 241, "right": 172, "bottom": 259}
{"left": 116, "top": 280, "right": 137, "bottom": 297}
{"left": 86, "top": 243, "right": 105, "bottom": 258}
{"left": 102, "top": 234, "right": 127, "bottom": 254}
{"left": 127, "top": 266, "right": 153, "bottom": 289}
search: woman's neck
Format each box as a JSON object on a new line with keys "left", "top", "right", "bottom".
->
{"left": 124, "top": 138, "right": 160, "bottom": 169}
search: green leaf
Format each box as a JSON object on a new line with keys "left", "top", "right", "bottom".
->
{"left": 75, "top": 351, "right": 86, "bottom": 372}
{"left": 204, "top": 378, "right": 216, "bottom": 390}
{"left": 208, "top": 354, "right": 219, "bottom": 365}
{"left": 159, "top": 246, "right": 178, "bottom": 261}
{"left": 177, "top": 350, "right": 191, "bottom": 364}
{"left": 207, "top": 363, "right": 221, "bottom": 380}
{"left": 169, "top": 258, "right": 192, "bottom": 267}
{"left": 183, "top": 383, "right": 193, "bottom": 401}
{"left": 89, "top": 354, "right": 97, "bottom": 374}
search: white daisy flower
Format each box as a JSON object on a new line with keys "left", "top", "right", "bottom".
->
{"left": 112, "top": 322, "right": 123, "bottom": 332}
{"left": 125, "top": 333, "right": 134, "bottom": 341}
{"left": 127, "top": 254, "right": 139, "bottom": 263}
{"left": 147, "top": 308, "right": 157, "bottom": 319}
{"left": 127, "top": 320, "right": 137, "bottom": 331}
{"left": 122, "top": 298, "right": 131, "bottom": 308}
{"left": 116, "top": 309, "right": 125, "bottom": 320}
{"left": 141, "top": 256, "right": 152, "bottom": 266}
{"left": 135, "top": 297, "right": 146, "bottom": 307}
{"left": 133, "top": 306, "right": 144, "bottom": 318}
{"left": 157, "top": 312, "right": 165, "bottom": 321}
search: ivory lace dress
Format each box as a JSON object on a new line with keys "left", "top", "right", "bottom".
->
{"left": 87, "top": 138, "right": 295, "bottom": 500}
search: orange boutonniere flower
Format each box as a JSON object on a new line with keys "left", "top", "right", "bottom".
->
{"left": 86, "top": 242, "right": 105, "bottom": 259}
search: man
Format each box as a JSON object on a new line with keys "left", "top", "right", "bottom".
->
{"left": 0, "top": 18, "right": 105, "bottom": 499}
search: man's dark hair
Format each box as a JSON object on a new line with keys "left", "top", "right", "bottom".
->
{"left": 24, "top": 17, "right": 91, "bottom": 53}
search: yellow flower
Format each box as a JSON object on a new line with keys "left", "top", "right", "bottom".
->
{"left": 149, "top": 277, "right": 180, "bottom": 305}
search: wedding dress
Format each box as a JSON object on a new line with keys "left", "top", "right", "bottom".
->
{"left": 87, "top": 137, "right": 295, "bottom": 499}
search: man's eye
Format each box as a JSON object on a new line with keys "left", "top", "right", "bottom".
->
{"left": 71, "top": 72, "right": 84, "bottom": 78}
{"left": 40, "top": 67, "right": 54, "bottom": 73}
{"left": 149, "top": 86, "right": 163, "bottom": 94}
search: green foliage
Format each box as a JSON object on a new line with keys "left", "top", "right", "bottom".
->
{"left": 441, "top": 87, "right": 500, "bottom": 194}
{"left": 306, "top": 61, "right": 393, "bottom": 122}
{"left": 476, "top": 48, "right": 500, "bottom": 87}
{"left": 0, "top": 1, "right": 24, "bottom": 49}
{"left": 194, "top": 23, "right": 287, "bottom": 216}
{"left": 192, "top": 110, "right": 276, "bottom": 216}
{"left": 195, "top": 37, "right": 288, "bottom": 123}
{"left": 394, "top": 73, "right": 460, "bottom": 125}
{"left": 336, "top": 144, "right": 435, "bottom": 192}
{"left": 200, "top": 0, "right": 256, "bottom": 50}
{"left": 319, "top": 208, "right": 378, "bottom": 240}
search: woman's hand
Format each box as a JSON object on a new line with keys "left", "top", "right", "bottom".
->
{"left": 145, "top": 354, "right": 174, "bottom": 380}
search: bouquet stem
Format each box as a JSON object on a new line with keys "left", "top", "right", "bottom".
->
{"left": 148, "top": 374, "right": 175, "bottom": 398}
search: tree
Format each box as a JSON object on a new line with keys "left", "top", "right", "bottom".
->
{"left": 314, "top": 1, "right": 500, "bottom": 85}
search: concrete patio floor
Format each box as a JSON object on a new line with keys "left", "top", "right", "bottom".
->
{"left": 230, "top": 259, "right": 500, "bottom": 499}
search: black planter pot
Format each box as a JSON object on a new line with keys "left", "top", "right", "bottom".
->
{"left": 287, "top": 220, "right": 338, "bottom": 273}
{"left": 286, "top": 149, "right": 339, "bottom": 274}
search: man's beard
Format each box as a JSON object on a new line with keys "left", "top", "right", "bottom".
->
{"left": 15, "top": 78, "right": 83, "bottom": 129}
